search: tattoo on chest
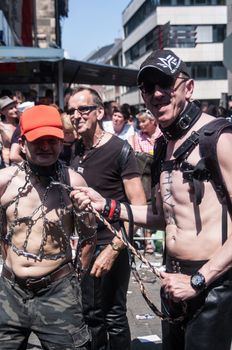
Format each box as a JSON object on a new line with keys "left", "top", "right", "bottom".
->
{"left": 162, "top": 171, "right": 176, "bottom": 225}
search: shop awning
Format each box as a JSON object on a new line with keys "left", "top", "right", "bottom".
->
{"left": 63, "top": 59, "right": 138, "bottom": 87}
{"left": 0, "top": 47, "right": 138, "bottom": 86}
{"left": 0, "top": 46, "right": 64, "bottom": 62}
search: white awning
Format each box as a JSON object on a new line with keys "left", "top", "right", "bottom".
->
{"left": 0, "top": 46, "right": 64, "bottom": 62}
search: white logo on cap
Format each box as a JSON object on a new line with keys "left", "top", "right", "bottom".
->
{"left": 157, "top": 55, "right": 181, "bottom": 74}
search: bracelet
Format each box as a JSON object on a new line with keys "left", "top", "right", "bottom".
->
{"left": 108, "top": 199, "right": 117, "bottom": 220}
{"left": 112, "top": 200, "right": 121, "bottom": 221}
{"left": 108, "top": 199, "right": 121, "bottom": 221}
{"left": 102, "top": 198, "right": 121, "bottom": 221}
{"left": 102, "top": 198, "right": 111, "bottom": 217}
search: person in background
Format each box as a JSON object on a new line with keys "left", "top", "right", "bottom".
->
{"left": 105, "top": 105, "right": 135, "bottom": 148}
{"left": 134, "top": 109, "right": 162, "bottom": 254}
{"left": 0, "top": 96, "right": 19, "bottom": 168}
{"left": 13, "top": 90, "right": 26, "bottom": 105}
{"left": 9, "top": 101, "right": 35, "bottom": 165}
{"left": 103, "top": 100, "right": 118, "bottom": 121}
{"left": 134, "top": 109, "right": 162, "bottom": 153}
{"left": 63, "top": 87, "right": 73, "bottom": 111}
{"left": 68, "top": 86, "right": 146, "bottom": 350}
{"left": 28, "top": 89, "right": 38, "bottom": 103}
{"left": 102, "top": 100, "right": 118, "bottom": 132}
{"left": 122, "top": 103, "right": 138, "bottom": 129}
{"left": 59, "top": 112, "right": 77, "bottom": 166}
{"left": 217, "top": 106, "right": 228, "bottom": 119}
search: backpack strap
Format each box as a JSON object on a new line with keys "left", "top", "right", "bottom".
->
{"left": 199, "top": 118, "right": 232, "bottom": 244}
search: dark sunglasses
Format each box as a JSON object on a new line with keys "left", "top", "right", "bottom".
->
{"left": 67, "top": 105, "right": 97, "bottom": 116}
{"left": 139, "top": 76, "right": 188, "bottom": 94}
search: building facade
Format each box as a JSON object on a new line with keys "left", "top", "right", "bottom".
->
{"left": 227, "top": 0, "right": 232, "bottom": 98}
{"left": 85, "top": 39, "right": 124, "bottom": 102}
{"left": 120, "top": 0, "right": 228, "bottom": 107}
{"left": 0, "top": 0, "right": 68, "bottom": 100}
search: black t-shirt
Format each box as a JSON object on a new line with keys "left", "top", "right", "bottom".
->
{"left": 71, "top": 135, "right": 140, "bottom": 244}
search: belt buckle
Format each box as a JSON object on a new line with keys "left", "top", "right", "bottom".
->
{"left": 25, "top": 275, "right": 51, "bottom": 290}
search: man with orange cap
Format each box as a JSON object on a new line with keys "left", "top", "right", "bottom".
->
{"left": 0, "top": 105, "right": 95, "bottom": 349}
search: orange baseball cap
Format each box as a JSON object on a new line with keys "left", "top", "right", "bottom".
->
{"left": 20, "top": 105, "right": 64, "bottom": 142}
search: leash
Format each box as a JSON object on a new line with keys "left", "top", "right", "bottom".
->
{"left": 51, "top": 181, "right": 187, "bottom": 323}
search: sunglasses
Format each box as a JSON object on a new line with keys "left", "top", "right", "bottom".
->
{"left": 139, "top": 76, "right": 188, "bottom": 94}
{"left": 67, "top": 105, "right": 97, "bottom": 116}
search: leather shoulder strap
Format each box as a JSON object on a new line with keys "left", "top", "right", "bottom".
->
{"left": 199, "top": 118, "right": 232, "bottom": 243}
{"left": 199, "top": 118, "right": 232, "bottom": 216}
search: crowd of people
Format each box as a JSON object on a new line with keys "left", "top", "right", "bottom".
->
{"left": 1, "top": 48, "right": 232, "bottom": 350}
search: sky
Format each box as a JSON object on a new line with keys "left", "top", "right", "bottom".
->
{"left": 61, "top": 0, "right": 130, "bottom": 60}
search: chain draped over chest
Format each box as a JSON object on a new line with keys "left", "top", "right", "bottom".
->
{"left": 0, "top": 161, "right": 77, "bottom": 261}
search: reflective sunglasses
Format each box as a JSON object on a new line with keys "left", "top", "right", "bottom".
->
{"left": 139, "top": 76, "right": 188, "bottom": 94}
{"left": 67, "top": 105, "right": 97, "bottom": 116}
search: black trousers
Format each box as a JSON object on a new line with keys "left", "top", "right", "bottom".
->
{"left": 81, "top": 246, "right": 131, "bottom": 350}
{"left": 162, "top": 256, "right": 232, "bottom": 350}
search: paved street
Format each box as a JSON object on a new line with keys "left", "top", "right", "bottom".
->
{"left": 127, "top": 254, "right": 163, "bottom": 350}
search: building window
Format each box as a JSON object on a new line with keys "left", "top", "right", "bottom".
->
{"left": 213, "top": 24, "right": 226, "bottom": 42}
{"left": 124, "top": 0, "right": 157, "bottom": 38}
{"left": 188, "top": 62, "right": 226, "bottom": 80}
{"left": 125, "top": 23, "right": 226, "bottom": 64}
{"left": 159, "top": 0, "right": 225, "bottom": 4}
{"left": 169, "top": 25, "right": 196, "bottom": 48}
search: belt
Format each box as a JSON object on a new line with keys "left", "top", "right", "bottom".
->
{"left": 166, "top": 255, "right": 208, "bottom": 275}
{"left": 2, "top": 262, "right": 74, "bottom": 291}
{"left": 166, "top": 255, "right": 232, "bottom": 286}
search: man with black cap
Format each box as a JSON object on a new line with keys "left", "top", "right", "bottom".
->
{"left": 73, "top": 49, "right": 232, "bottom": 350}
{"left": 0, "top": 104, "right": 96, "bottom": 349}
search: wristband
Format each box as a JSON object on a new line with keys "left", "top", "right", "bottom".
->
{"left": 112, "top": 200, "right": 121, "bottom": 221}
{"left": 102, "top": 198, "right": 121, "bottom": 221}
{"left": 102, "top": 198, "right": 111, "bottom": 217}
{"left": 108, "top": 199, "right": 116, "bottom": 220}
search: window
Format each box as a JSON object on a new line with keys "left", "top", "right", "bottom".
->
{"left": 159, "top": 0, "right": 225, "bottom": 5}
{"left": 213, "top": 24, "right": 226, "bottom": 42}
{"left": 188, "top": 62, "right": 226, "bottom": 80}
{"left": 124, "top": 0, "right": 157, "bottom": 38}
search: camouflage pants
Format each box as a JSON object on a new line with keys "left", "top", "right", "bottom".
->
{"left": 0, "top": 270, "right": 90, "bottom": 350}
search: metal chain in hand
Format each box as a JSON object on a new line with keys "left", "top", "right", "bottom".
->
{"left": 49, "top": 181, "right": 187, "bottom": 324}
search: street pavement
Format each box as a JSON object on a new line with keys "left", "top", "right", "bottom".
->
{"left": 127, "top": 253, "right": 163, "bottom": 350}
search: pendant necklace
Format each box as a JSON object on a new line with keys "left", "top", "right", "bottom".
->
{"left": 78, "top": 131, "right": 105, "bottom": 174}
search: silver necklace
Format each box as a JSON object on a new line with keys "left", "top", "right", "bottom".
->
{"left": 77, "top": 131, "right": 105, "bottom": 173}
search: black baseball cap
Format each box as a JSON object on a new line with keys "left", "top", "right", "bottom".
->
{"left": 137, "top": 49, "right": 190, "bottom": 85}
